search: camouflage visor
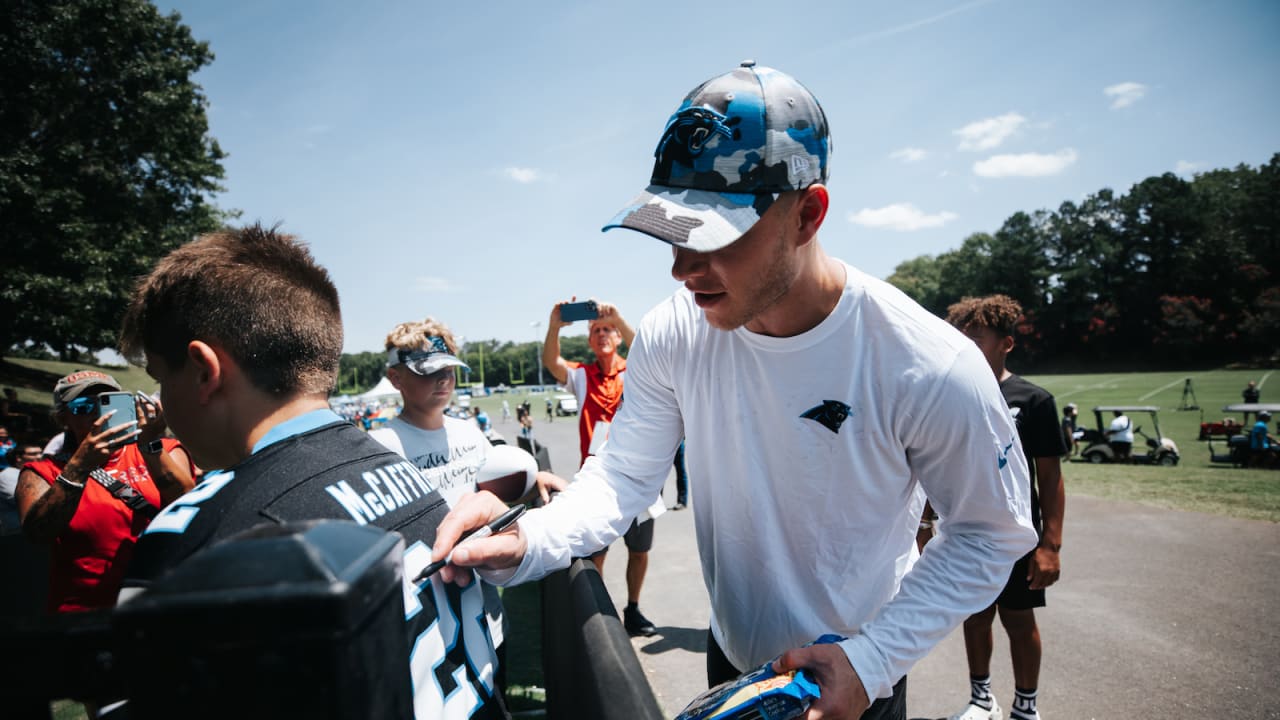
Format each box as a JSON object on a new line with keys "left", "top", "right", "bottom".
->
{"left": 387, "top": 336, "right": 468, "bottom": 376}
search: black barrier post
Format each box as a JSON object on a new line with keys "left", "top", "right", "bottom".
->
{"left": 113, "top": 520, "right": 412, "bottom": 719}
{"left": 541, "top": 557, "right": 664, "bottom": 720}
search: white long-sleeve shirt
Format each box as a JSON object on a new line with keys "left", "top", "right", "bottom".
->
{"left": 497, "top": 263, "right": 1036, "bottom": 700}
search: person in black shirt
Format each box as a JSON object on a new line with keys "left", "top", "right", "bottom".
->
{"left": 934, "top": 295, "right": 1067, "bottom": 720}
{"left": 1243, "top": 380, "right": 1260, "bottom": 404}
{"left": 117, "top": 224, "right": 508, "bottom": 719}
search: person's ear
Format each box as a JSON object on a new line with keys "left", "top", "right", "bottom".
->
{"left": 187, "top": 340, "right": 223, "bottom": 405}
{"left": 1002, "top": 334, "right": 1015, "bottom": 355}
{"left": 795, "top": 184, "right": 830, "bottom": 243}
{"left": 386, "top": 366, "right": 404, "bottom": 392}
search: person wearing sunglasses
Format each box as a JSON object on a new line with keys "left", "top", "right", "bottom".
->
{"left": 13, "top": 370, "right": 195, "bottom": 613}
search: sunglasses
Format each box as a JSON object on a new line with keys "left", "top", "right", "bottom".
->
{"left": 66, "top": 396, "right": 98, "bottom": 415}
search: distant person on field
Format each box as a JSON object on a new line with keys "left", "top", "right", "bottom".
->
{"left": 1242, "top": 380, "right": 1260, "bottom": 404}
{"left": 542, "top": 297, "right": 663, "bottom": 638}
{"left": 936, "top": 295, "right": 1067, "bottom": 720}
{"left": 1105, "top": 410, "right": 1133, "bottom": 461}
{"left": 1249, "top": 410, "right": 1277, "bottom": 468}
{"left": 1060, "top": 404, "right": 1078, "bottom": 458}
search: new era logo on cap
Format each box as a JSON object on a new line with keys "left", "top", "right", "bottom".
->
{"left": 603, "top": 61, "right": 831, "bottom": 253}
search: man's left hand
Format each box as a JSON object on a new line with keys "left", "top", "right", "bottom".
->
{"left": 772, "top": 642, "right": 869, "bottom": 719}
{"left": 1027, "top": 545, "right": 1061, "bottom": 590}
{"left": 135, "top": 393, "right": 168, "bottom": 444}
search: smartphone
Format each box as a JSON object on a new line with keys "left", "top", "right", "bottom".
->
{"left": 560, "top": 300, "right": 599, "bottom": 322}
{"left": 97, "top": 391, "right": 139, "bottom": 443}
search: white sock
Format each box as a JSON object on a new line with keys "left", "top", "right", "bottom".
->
{"left": 1010, "top": 686, "right": 1038, "bottom": 719}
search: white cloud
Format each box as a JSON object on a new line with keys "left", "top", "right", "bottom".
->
{"left": 1175, "top": 160, "right": 1202, "bottom": 175}
{"left": 973, "top": 149, "right": 1078, "bottom": 178}
{"left": 890, "top": 147, "right": 928, "bottom": 163}
{"left": 503, "top": 166, "right": 543, "bottom": 183}
{"left": 954, "top": 112, "right": 1026, "bottom": 151}
{"left": 413, "top": 276, "right": 463, "bottom": 293}
{"left": 848, "top": 203, "right": 958, "bottom": 231}
{"left": 1104, "top": 82, "right": 1147, "bottom": 109}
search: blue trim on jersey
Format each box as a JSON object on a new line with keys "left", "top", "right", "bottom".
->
{"left": 144, "top": 410, "right": 342, "bottom": 537}
{"left": 252, "top": 408, "right": 344, "bottom": 455}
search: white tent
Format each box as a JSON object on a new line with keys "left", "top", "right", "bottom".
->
{"left": 356, "top": 376, "right": 401, "bottom": 402}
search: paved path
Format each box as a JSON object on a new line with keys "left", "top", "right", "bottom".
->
{"left": 507, "top": 407, "right": 1280, "bottom": 718}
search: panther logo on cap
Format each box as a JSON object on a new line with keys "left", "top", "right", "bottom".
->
{"left": 653, "top": 107, "right": 742, "bottom": 180}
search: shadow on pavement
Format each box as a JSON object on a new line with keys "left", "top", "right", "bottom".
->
{"left": 638, "top": 626, "right": 706, "bottom": 655}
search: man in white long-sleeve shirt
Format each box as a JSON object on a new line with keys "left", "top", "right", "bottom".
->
{"left": 434, "top": 62, "right": 1037, "bottom": 720}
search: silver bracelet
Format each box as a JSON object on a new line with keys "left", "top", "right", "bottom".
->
{"left": 56, "top": 473, "right": 85, "bottom": 490}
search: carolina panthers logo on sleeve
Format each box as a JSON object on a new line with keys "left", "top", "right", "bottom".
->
{"left": 800, "top": 400, "right": 852, "bottom": 434}
{"left": 998, "top": 440, "right": 1014, "bottom": 469}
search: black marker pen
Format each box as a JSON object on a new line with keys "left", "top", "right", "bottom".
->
{"left": 415, "top": 504, "right": 527, "bottom": 582}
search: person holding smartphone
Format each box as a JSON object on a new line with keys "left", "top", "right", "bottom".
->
{"left": 541, "top": 297, "right": 664, "bottom": 638}
{"left": 14, "top": 370, "right": 195, "bottom": 613}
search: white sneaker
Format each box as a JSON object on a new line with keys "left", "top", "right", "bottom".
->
{"left": 948, "top": 698, "right": 1003, "bottom": 720}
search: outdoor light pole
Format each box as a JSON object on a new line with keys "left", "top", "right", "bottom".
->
{"left": 531, "top": 321, "right": 544, "bottom": 389}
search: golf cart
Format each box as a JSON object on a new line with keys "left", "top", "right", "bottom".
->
{"left": 1078, "top": 406, "right": 1180, "bottom": 466}
{"left": 1205, "top": 403, "right": 1280, "bottom": 468}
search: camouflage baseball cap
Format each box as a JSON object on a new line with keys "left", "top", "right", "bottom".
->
{"left": 603, "top": 61, "right": 831, "bottom": 252}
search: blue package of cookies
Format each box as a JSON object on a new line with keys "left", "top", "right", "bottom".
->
{"left": 673, "top": 635, "right": 844, "bottom": 720}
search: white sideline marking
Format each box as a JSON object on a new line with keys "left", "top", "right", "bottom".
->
{"left": 1138, "top": 377, "right": 1189, "bottom": 402}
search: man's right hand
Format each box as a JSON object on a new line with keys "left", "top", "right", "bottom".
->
{"left": 66, "top": 412, "right": 139, "bottom": 477}
{"left": 432, "top": 491, "right": 528, "bottom": 587}
{"left": 549, "top": 297, "right": 578, "bottom": 330}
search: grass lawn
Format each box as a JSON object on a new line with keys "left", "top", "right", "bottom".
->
{"left": 1064, "top": 459, "right": 1280, "bottom": 522}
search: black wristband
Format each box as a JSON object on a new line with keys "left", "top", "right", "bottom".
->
{"left": 142, "top": 438, "right": 165, "bottom": 455}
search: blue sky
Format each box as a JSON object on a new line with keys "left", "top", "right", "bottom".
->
{"left": 155, "top": 0, "right": 1280, "bottom": 355}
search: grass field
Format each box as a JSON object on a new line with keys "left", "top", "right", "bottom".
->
{"left": 464, "top": 367, "right": 1280, "bottom": 523}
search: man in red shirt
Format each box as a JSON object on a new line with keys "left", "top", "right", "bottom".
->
{"left": 15, "top": 371, "right": 194, "bottom": 612}
{"left": 541, "top": 298, "right": 660, "bottom": 637}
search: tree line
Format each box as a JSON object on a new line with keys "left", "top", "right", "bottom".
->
{"left": 338, "top": 336, "right": 599, "bottom": 395}
{"left": 887, "top": 154, "right": 1280, "bottom": 369}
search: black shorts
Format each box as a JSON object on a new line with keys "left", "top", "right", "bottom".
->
{"left": 588, "top": 517, "right": 655, "bottom": 557}
{"left": 994, "top": 551, "right": 1046, "bottom": 610}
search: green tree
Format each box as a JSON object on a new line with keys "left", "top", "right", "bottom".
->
{"left": 933, "top": 232, "right": 996, "bottom": 313}
{"left": 0, "top": 0, "right": 228, "bottom": 358}
{"left": 337, "top": 351, "right": 387, "bottom": 394}
{"left": 887, "top": 255, "right": 942, "bottom": 310}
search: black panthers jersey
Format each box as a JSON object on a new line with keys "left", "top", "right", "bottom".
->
{"left": 122, "top": 410, "right": 508, "bottom": 719}
{"left": 999, "top": 374, "right": 1067, "bottom": 532}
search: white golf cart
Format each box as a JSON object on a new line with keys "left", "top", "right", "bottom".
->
{"left": 1077, "top": 405, "right": 1180, "bottom": 466}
